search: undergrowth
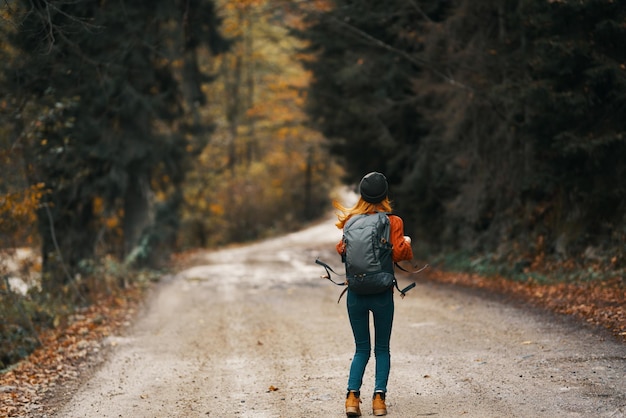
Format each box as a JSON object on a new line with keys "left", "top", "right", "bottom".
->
{"left": 431, "top": 251, "right": 626, "bottom": 286}
{"left": 0, "top": 257, "right": 161, "bottom": 371}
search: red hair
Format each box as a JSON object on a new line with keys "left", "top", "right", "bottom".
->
{"left": 333, "top": 197, "right": 393, "bottom": 229}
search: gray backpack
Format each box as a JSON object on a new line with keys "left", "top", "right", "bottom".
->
{"left": 342, "top": 212, "right": 395, "bottom": 294}
{"left": 315, "top": 213, "right": 424, "bottom": 302}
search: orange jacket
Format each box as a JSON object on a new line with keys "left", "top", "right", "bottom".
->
{"left": 336, "top": 214, "right": 413, "bottom": 262}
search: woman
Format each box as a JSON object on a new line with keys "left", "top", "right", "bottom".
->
{"left": 334, "top": 172, "right": 414, "bottom": 416}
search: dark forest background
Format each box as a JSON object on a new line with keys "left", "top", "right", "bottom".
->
{"left": 1, "top": 0, "right": 625, "bottom": 368}
{"left": 297, "top": 0, "right": 626, "bottom": 274}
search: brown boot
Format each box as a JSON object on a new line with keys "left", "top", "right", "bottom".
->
{"left": 372, "top": 391, "right": 387, "bottom": 416}
{"left": 345, "top": 391, "right": 362, "bottom": 416}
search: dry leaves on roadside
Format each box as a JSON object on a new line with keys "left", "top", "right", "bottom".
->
{"left": 0, "top": 287, "right": 143, "bottom": 418}
{"left": 422, "top": 269, "right": 626, "bottom": 342}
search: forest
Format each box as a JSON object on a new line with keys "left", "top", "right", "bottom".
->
{"left": 1, "top": 0, "right": 625, "bottom": 369}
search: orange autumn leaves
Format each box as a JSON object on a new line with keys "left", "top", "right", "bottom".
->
{"left": 0, "top": 288, "right": 143, "bottom": 418}
{"left": 0, "top": 182, "right": 47, "bottom": 245}
{"left": 421, "top": 268, "right": 626, "bottom": 341}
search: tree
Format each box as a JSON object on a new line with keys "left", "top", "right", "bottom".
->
{"left": 178, "top": 0, "right": 340, "bottom": 248}
{"left": 293, "top": 0, "right": 434, "bottom": 222}
{"left": 2, "top": 0, "right": 227, "bottom": 295}
{"left": 297, "top": 0, "right": 626, "bottom": 266}
{"left": 518, "top": 0, "right": 626, "bottom": 256}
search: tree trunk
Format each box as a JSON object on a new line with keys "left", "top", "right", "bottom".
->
{"left": 123, "top": 172, "right": 151, "bottom": 259}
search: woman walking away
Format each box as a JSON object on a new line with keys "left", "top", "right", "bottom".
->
{"left": 334, "top": 172, "right": 413, "bottom": 416}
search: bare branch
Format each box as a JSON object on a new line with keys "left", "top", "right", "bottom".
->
{"left": 44, "top": 1, "right": 55, "bottom": 53}
{"left": 328, "top": 16, "right": 475, "bottom": 94}
{"left": 408, "top": 0, "right": 433, "bottom": 23}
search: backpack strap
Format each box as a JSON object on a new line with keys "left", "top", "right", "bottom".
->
{"left": 393, "top": 279, "right": 415, "bottom": 299}
{"left": 315, "top": 259, "right": 349, "bottom": 303}
{"left": 394, "top": 262, "right": 429, "bottom": 275}
{"left": 315, "top": 258, "right": 347, "bottom": 286}
{"left": 315, "top": 258, "right": 428, "bottom": 302}
{"left": 336, "top": 287, "right": 349, "bottom": 304}
{"left": 393, "top": 262, "right": 428, "bottom": 299}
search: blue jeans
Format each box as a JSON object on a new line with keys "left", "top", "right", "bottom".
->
{"left": 346, "top": 288, "right": 394, "bottom": 393}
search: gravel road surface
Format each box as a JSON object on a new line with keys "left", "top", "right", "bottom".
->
{"left": 54, "top": 213, "right": 626, "bottom": 418}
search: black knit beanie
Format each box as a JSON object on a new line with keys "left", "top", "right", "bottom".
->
{"left": 359, "top": 172, "right": 388, "bottom": 203}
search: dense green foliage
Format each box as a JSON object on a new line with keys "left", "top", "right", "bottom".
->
{"left": 1, "top": 0, "right": 225, "bottom": 365}
{"left": 296, "top": 0, "right": 626, "bottom": 267}
{"left": 0, "top": 0, "right": 236, "bottom": 296}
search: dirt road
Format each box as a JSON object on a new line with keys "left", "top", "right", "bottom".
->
{"left": 54, "top": 215, "right": 625, "bottom": 417}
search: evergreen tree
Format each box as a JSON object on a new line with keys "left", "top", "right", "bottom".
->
{"left": 2, "top": 0, "right": 227, "bottom": 295}
{"left": 294, "top": 0, "right": 429, "bottom": 187}
{"left": 519, "top": 0, "right": 626, "bottom": 255}
{"left": 297, "top": 0, "right": 626, "bottom": 263}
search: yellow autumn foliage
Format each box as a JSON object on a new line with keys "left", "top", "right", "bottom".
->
{"left": 0, "top": 183, "right": 47, "bottom": 246}
{"left": 177, "top": 0, "right": 342, "bottom": 248}
{"left": 0, "top": 183, "right": 46, "bottom": 225}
